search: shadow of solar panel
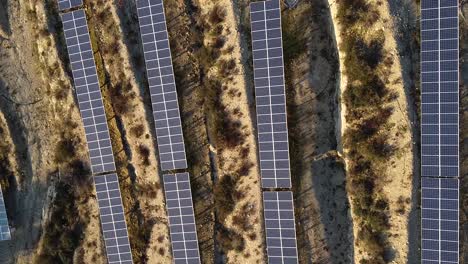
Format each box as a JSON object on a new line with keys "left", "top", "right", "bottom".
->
{"left": 135, "top": 0, "right": 187, "bottom": 171}
{"left": 163, "top": 173, "right": 201, "bottom": 264}
{"left": 61, "top": 10, "right": 116, "bottom": 174}
{"left": 421, "top": 178, "right": 458, "bottom": 263}
{"left": 420, "top": 0, "right": 459, "bottom": 178}
{"left": 94, "top": 173, "right": 134, "bottom": 264}
{"left": 250, "top": 0, "right": 291, "bottom": 188}
{"left": 0, "top": 186, "right": 10, "bottom": 241}
{"left": 57, "top": 0, "right": 83, "bottom": 11}
{"left": 263, "top": 191, "right": 298, "bottom": 264}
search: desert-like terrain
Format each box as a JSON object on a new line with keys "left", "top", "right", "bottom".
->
{"left": 0, "top": 0, "right": 466, "bottom": 264}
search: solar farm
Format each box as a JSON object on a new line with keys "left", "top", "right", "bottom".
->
{"left": 420, "top": 0, "right": 460, "bottom": 263}
{"left": 0, "top": 0, "right": 456, "bottom": 263}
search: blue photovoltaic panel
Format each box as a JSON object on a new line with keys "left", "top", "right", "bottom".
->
{"left": 420, "top": 0, "right": 459, "bottom": 178}
{"left": 135, "top": 0, "right": 188, "bottom": 171}
{"left": 0, "top": 185, "right": 11, "bottom": 241}
{"left": 250, "top": 0, "right": 291, "bottom": 188}
{"left": 163, "top": 173, "right": 201, "bottom": 264}
{"left": 263, "top": 191, "right": 298, "bottom": 264}
{"left": 421, "top": 177, "right": 459, "bottom": 264}
{"left": 57, "top": 0, "right": 83, "bottom": 11}
{"left": 61, "top": 10, "right": 116, "bottom": 174}
{"left": 94, "top": 173, "right": 134, "bottom": 264}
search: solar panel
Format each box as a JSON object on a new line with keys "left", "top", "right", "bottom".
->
{"left": 94, "top": 173, "right": 134, "bottom": 264}
{"left": 0, "top": 185, "right": 11, "bottom": 241}
{"left": 162, "top": 173, "right": 201, "bottom": 264}
{"left": 421, "top": 177, "right": 459, "bottom": 264}
{"left": 250, "top": 0, "right": 291, "bottom": 188}
{"left": 135, "top": 0, "right": 188, "bottom": 171}
{"left": 263, "top": 191, "right": 298, "bottom": 264}
{"left": 61, "top": 10, "right": 116, "bottom": 174}
{"left": 420, "top": 0, "right": 459, "bottom": 178}
{"left": 57, "top": 0, "right": 83, "bottom": 11}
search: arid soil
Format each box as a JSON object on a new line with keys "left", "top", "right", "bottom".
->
{"left": 0, "top": 0, "right": 462, "bottom": 264}
{"left": 279, "top": 1, "right": 353, "bottom": 263}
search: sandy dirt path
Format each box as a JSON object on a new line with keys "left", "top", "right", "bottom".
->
{"left": 281, "top": 1, "right": 354, "bottom": 263}
{"left": 0, "top": 0, "right": 94, "bottom": 262}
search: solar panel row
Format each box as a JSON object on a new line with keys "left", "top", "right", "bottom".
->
{"left": 263, "top": 191, "right": 298, "bottom": 264}
{"left": 60, "top": 10, "right": 133, "bottom": 263}
{"left": 163, "top": 173, "right": 201, "bottom": 264}
{"left": 0, "top": 185, "right": 11, "bottom": 241}
{"left": 61, "top": 10, "right": 116, "bottom": 174}
{"left": 57, "top": 0, "right": 83, "bottom": 11}
{"left": 135, "top": 0, "right": 188, "bottom": 171}
{"left": 95, "top": 173, "right": 134, "bottom": 264}
{"left": 250, "top": 0, "right": 291, "bottom": 189}
{"left": 420, "top": 0, "right": 459, "bottom": 178}
{"left": 420, "top": 2, "right": 459, "bottom": 263}
{"left": 421, "top": 177, "right": 459, "bottom": 264}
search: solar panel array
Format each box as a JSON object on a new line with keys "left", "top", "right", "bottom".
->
{"left": 420, "top": 1, "right": 459, "bottom": 263}
{"left": 135, "top": 0, "right": 188, "bottom": 171}
{"left": 420, "top": 0, "right": 459, "bottom": 178}
{"left": 57, "top": 0, "right": 83, "bottom": 11}
{"left": 95, "top": 173, "right": 133, "bottom": 264}
{"left": 421, "top": 177, "right": 459, "bottom": 263}
{"left": 250, "top": 0, "right": 291, "bottom": 188}
{"left": 0, "top": 185, "right": 11, "bottom": 241}
{"left": 263, "top": 191, "right": 298, "bottom": 264}
{"left": 163, "top": 173, "right": 201, "bottom": 264}
{"left": 61, "top": 10, "right": 116, "bottom": 174}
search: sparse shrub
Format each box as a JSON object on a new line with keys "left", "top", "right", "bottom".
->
{"left": 130, "top": 124, "right": 145, "bottom": 138}
{"left": 218, "top": 58, "right": 238, "bottom": 78}
{"left": 236, "top": 161, "right": 253, "bottom": 177}
{"left": 55, "top": 138, "right": 78, "bottom": 164}
{"left": 213, "top": 35, "right": 226, "bottom": 49}
{"left": 209, "top": 5, "right": 227, "bottom": 25}
{"left": 232, "top": 203, "right": 255, "bottom": 231}
{"left": 214, "top": 175, "right": 238, "bottom": 221}
{"left": 355, "top": 39, "right": 384, "bottom": 69}
{"left": 216, "top": 226, "right": 245, "bottom": 253}
{"left": 70, "top": 159, "right": 91, "bottom": 189}
{"left": 37, "top": 182, "right": 83, "bottom": 263}
{"left": 137, "top": 144, "right": 151, "bottom": 166}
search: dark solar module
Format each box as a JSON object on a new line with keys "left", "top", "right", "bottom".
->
{"left": 263, "top": 191, "right": 298, "bottom": 264}
{"left": 163, "top": 173, "right": 201, "bottom": 264}
{"left": 250, "top": 0, "right": 291, "bottom": 188}
{"left": 94, "top": 173, "right": 133, "bottom": 264}
{"left": 135, "top": 0, "right": 187, "bottom": 171}
{"left": 57, "top": 0, "right": 83, "bottom": 11}
{"left": 61, "top": 10, "right": 116, "bottom": 174}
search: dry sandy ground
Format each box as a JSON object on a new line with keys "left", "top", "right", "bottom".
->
{"left": 194, "top": 0, "right": 266, "bottom": 262}
{"left": 0, "top": 0, "right": 99, "bottom": 262}
{"left": 328, "top": 0, "right": 416, "bottom": 262}
{"left": 161, "top": 0, "right": 216, "bottom": 262}
{"left": 282, "top": 1, "right": 354, "bottom": 263}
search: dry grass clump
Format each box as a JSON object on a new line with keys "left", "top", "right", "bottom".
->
{"left": 137, "top": 144, "right": 151, "bottom": 166}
